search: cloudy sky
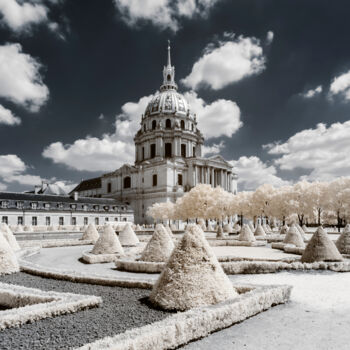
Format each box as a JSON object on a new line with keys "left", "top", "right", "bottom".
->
{"left": 1, "top": 0, "right": 350, "bottom": 193}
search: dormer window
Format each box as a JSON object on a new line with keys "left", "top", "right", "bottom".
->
{"left": 44, "top": 203, "right": 50, "bottom": 209}
{"left": 93, "top": 205, "right": 99, "bottom": 211}
{"left": 16, "top": 202, "right": 23, "bottom": 209}
{"left": 1, "top": 201, "right": 8, "bottom": 209}
{"left": 31, "top": 202, "right": 38, "bottom": 209}
{"left": 70, "top": 204, "right": 77, "bottom": 210}
{"left": 57, "top": 203, "right": 63, "bottom": 209}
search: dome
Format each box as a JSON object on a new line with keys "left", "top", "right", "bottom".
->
{"left": 145, "top": 90, "right": 190, "bottom": 117}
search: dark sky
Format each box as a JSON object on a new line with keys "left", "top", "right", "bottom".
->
{"left": 1, "top": 0, "right": 350, "bottom": 192}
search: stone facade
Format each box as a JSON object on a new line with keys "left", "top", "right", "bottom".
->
{"left": 72, "top": 44, "right": 237, "bottom": 224}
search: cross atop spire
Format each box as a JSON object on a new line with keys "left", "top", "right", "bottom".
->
{"left": 167, "top": 40, "right": 171, "bottom": 67}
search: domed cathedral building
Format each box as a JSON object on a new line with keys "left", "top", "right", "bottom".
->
{"left": 72, "top": 43, "right": 238, "bottom": 224}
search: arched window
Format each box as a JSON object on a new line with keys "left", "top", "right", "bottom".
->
{"left": 167, "top": 74, "right": 171, "bottom": 81}
{"left": 165, "top": 119, "right": 171, "bottom": 129}
{"left": 153, "top": 174, "right": 157, "bottom": 187}
{"left": 180, "top": 120, "right": 185, "bottom": 129}
{"left": 150, "top": 144, "right": 156, "bottom": 158}
{"left": 123, "top": 176, "right": 131, "bottom": 189}
{"left": 181, "top": 144, "right": 186, "bottom": 157}
{"left": 107, "top": 183, "right": 112, "bottom": 193}
{"left": 191, "top": 123, "right": 194, "bottom": 131}
{"left": 152, "top": 120, "right": 157, "bottom": 130}
{"left": 143, "top": 124, "right": 146, "bottom": 132}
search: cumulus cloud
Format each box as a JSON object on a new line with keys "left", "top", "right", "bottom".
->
{"left": 43, "top": 95, "right": 153, "bottom": 172}
{"left": 185, "top": 91, "right": 242, "bottom": 138}
{"left": 329, "top": 69, "right": 350, "bottom": 101}
{"left": 0, "top": 0, "right": 48, "bottom": 32}
{"left": 0, "top": 104, "right": 21, "bottom": 125}
{"left": 202, "top": 141, "right": 225, "bottom": 156}
{"left": 113, "top": 0, "right": 220, "bottom": 31}
{"left": 0, "top": 182, "right": 6, "bottom": 191}
{"left": 264, "top": 121, "right": 350, "bottom": 181}
{"left": 0, "top": 154, "right": 41, "bottom": 186}
{"left": 181, "top": 34, "right": 266, "bottom": 90}
{"left": 230, "top": 156, "right": 290, "bottom": 191}
{"left": 0, "top": 43, "right": 49, "bottom": 112}
{"left": 301, "top": 85, "right": 322, "bottom": 98}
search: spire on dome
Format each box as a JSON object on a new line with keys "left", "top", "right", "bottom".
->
{"left": 161, "top": 41, "right": 177, "bottom": 91}
{"left": 167, "top": 40, "right": 171, "bottom": 67}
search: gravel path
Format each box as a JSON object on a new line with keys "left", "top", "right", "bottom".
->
{"left": 0, "top": 272, "right": 170, "bottom": 350}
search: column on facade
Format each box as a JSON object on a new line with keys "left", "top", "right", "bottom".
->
{"left": 201, "top": 166, "right": 204, "bottom": 183}
{"left": 211, "top": 167, "right": 214, "bottom": 187}
{"left": 194, "top": 165, "right": 198, "bottom": 186}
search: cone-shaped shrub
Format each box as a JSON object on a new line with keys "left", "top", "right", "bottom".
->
{"left": 343, "top": 224, "right": 350, "bottom": 233}
{"left": 302, "top": 227, "right": 343, "bottom": 262}
{"left": 91, "top": 224, "right": 124, "bottom": 255}
{"left": 216, "top": 225, "right": 224, "bottom": 238}
{"left": 263, "top": 224, "right": 270, "bottom": 233}
{"left": 164, "top": 224, "right": 174, "bottom": 238}
{"left": 140, "top": 224, "right": 174, "bottom": 262}
{"left": 0, "top": 223, "right": 20, "bottom": 251}
{"left": 296, "top": 223, "right": 306, "bottom": 238}
{"left": 0, "top": 231, "right": 19, "bottom": 275}
{"left": 254, "top": 223, "right": 266, "bottom": 237}
{"left": 206, "top": 223, "right": 214, "bottom": 231}
{"left": 248, "top": 222, "right": 255, "bottom": 232}
{"left": 119, "top": 223, "right": 139, "bottom": 246}
{"left": 198, "top": 219, "right": 206, "bottom": 231}
{"left": 336, "top": 229, "right": 350, "bottom": 254}
{"left": 223, "top": 223, "right": 232, "bottom": 233}
{"left": 81, "top": 223, "right": 99, "bottom": 242}
{"left": 135, "top": 224, "right": 142, "bottom": 231}
{"left": 149, "top": 224, "right": 238, "bottom": 311}
{"left": 234, "top": 223, "right": 241, "bottom": 231}
{"left": 238, "top": 224, "right": 256, "bottom": 242}
{"left": 283, "top": 224, "right": 305, "bottom": 247}
{"left": 280, "top": 224, "right": 289, "bottom": 235}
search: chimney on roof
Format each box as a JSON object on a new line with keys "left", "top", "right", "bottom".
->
{"left": 74, "top": 191, "right": 78, "bottom": 201}
{"left": 34, "top": 185, "right": 40, "bottom": 194}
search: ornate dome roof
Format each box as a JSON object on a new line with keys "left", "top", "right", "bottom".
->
{"left": 145, "top": 90, "right": 189, "bottom": 117}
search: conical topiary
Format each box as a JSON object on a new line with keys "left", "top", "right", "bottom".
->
{"left": 296, "top": 223, "right": 306, "bottom": 238}
{"left": 223, "top": 223, "right": 233, "bottom": 233}
{"left": 81, "top": 223, "right": 99, "bottom": 242}
{"left": 149, "top": 224, "right": 238, "bottom": 311}
{"left": 283, "top": 224, "right": 305, "bottom": 247}
{"left": 254, "top": 223, "right": 266, "bottom": 237}
{"left": 216, "top": 225, "right": 224, "bottom": 238}
{"left": 248, "top": 222, "right": 255, "bottom": 232}
{"left": 140, "top": 224, "right": 174, "bottom": 262}
{"left": 336, "top": 228, "right": 350, "bottom": 254}
{"left": 164, "top": 224, "right": 174, "bottom": 238}
{"left": 263, "top": 224, "right": 270, "bottom": 234}
{"left": 0, "top": 231, "right": 19, "bottom": 275}
{"left": 119, "top": 223, "right": 139, "bottom": 246}
{"left": 198, "top": 219, "right": 206, "bottom": 231}
{"left": 302, "top": 224, "right": 308, "bottom": 233}
{"left": 135, "top": 224, "right": 142, "bottom": 231}
{"left": 343, "top": 224, "right": 350, "bottom": 233}
{"left": 206, "top": 223, "right": 214, "bottom": 231}
{"left": 238, "top": 224, "right": 256, "bottom": 242}
{"left": 280, "top": 224, "right": 289, "bottom": 235}
{"left": 234, "top": 223, "right": 241, "bottom": 231}
{"left": 91, "top": 224, "right": 124, "bottom": 255}
{"left": 302, "top": 227, "right": 343, "bottom": 263}
{"left": 0, "top": 223, "right": 20, "bottom": 251}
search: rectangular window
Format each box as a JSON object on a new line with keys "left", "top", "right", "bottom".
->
{"left": 181, "top": 144, "right": 186, "bottom": 157}
{"left": 2, "top": 216, "right": 8, "bottom": 224}
{"left": 150, "top": 144, "right": 156, "bottom": 158}
{"left": 193, "top": 146, "right": 196, "bottom": 157}
{"left": 114, "top": 217, "right": 118, "bottom": 222}
{"left": 17, "top": 216, "right": 23, "bottom": 225}
{"left": 71, "top": 217, "right": 76, "bottom": 225}
{"left": 105, "top": 217, "right": 109, "bottom": 222}
{"left": 142, "top": 147, "right": 145, "bottom": 160}
{"left": 165, "top": 143, "right": 172, "bottom": 158}
{"left": 32, "top": 217, "right": 37, "bottom": 226}
{"left": 84, "top": 217, "right": 88, "bottom": 225}
{"left": 107, "top": 183, "right": 112, "bottom": 193}
{"left": 59, "top": 217, "right": 64, "bottom": 226}
{"left": 153, "top": 174, "right": 157, "bottom": 187}
{"left": 45, "top": 217, "right": 50, "bottom": 226}
{"left": 123, "top": 217, "right": 127, "bottom": 221}
{"left": 95, "top": 217, "right": 99, "bottom": 225}
{"left": 178, "top": 173, "right": 183, "bottom": 186}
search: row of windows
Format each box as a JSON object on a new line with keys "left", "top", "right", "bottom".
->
{"left": 0, "top": 201, "right": 125, "bottom": 212}
{"left": 143, "top": 119, "right": 194, "bottom": 132}
{"left": 139, "top": 143, "right": 195, "bottom": 161}
{"left": 1, "top": 216, "right": 128, "bottom": 226}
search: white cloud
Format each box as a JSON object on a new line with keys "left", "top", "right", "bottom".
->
{"left": 230, "top": 156, "right": 290, "bottom": 191}
{"left": 0, "top": 154, "right": 41, "bottom": 186}
{"left": 0, "top": 43, "right": 49, "bottom": 112}
{"left": 185, "top": 91, "right": 242, "bottom": 138}
{"left": 301, "top": 85, "right": 322, "bottom": 98}
{"left": 0, "top": 104, "right": 21, "bottom": 125}
{"left": 0, "top": 0, "right": 47, "bottom": 32}
{"left": 42, "top": 94, "right": 153, "bottom": 172}
{"left": 265, "top": 121, "right": 350, "bottom": 181}
{"left": 266, "top": 30, "right": 274, "bottom": 45}
{"left": 0, "top": 182, "right": 7, "bottom": 191}
{"left": 202, "top": 141, "right": 225, "bottom": 156}
{"left": 113, "top": 0, "right": 220, "bottom": 31}
{"left": 329, "top": 69, "right": 350, "bottom": 101}
{"left": 181, "top": 34, "right": 266, "bottom": 90}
